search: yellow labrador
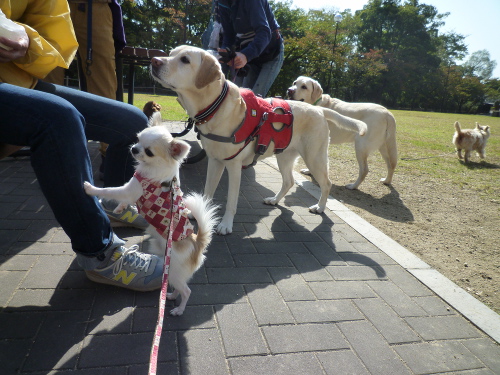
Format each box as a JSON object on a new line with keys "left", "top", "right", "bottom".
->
{"left": 288, "top": 76, "right": 398, "bottom": 190}
{"left": 151, "top": 46, "right": 367, "bottom": 235}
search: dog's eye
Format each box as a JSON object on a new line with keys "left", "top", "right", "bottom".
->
{"left": 180, "top": 56, "right": 190, "bottom": 64}
{"left": 301, "top": 85, "right": 307, "bottom": 90}
{"left": 145, "top": 148, "right": 154, "bottom": 157}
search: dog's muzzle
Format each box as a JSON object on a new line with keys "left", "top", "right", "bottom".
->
{"left": 287, "top": 88, "right": 296, "bottom": 100}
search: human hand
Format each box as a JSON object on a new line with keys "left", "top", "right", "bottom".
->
{"left": 0, "top": 35, "right": 29, "bottom": 63}
{"left": 217, "top": 48, "right": 247, "bottom": 69}
{"left": 233, "top": 52, "right": 247, "bottom": 69}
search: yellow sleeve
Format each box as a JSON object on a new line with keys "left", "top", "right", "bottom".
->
{"left": 15, "top": 0, "right": 79, "bottom": 78}
{"left": 0, "top": 0, "right": 78, "bottom": 88}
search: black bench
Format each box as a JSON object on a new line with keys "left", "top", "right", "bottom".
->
{"left": 116, "top": 46, "right": 168, "bottom": 104}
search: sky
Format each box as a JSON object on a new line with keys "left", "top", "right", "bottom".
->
{"left": 290, "top": 0, "right": 500, "bottom": 78}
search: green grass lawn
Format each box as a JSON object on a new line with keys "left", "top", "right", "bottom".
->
{"left": 327, "top": 109, "right": 500, "bottom": 200}
{"left": 128, "top": 93, "right": 500, "bottom": 200}
{"left": 127, "top": 93, "right": 187, "bottom": 121}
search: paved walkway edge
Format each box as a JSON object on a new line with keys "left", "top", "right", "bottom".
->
{"left": 263, "top": 158, "right": 500, "bottom": 344}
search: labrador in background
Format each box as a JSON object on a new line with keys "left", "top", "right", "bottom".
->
{"left": 288, "top": 76, "right": 398, "bottom": 190}
{"left": 151, "top": 46, "right": 367, "bottom": 235}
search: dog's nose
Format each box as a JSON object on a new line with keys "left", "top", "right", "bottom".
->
{"left": 287, "top": 88, "right": 295, "bottom": 98}
{"left": 151, "top": 57, "right": 164, "bottom": 67}
{"left": 131, "top": 146, "right": 139, "bottom": 155}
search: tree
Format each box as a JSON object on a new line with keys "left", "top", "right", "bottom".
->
{"left": 115, "top": 0, "right": 493, "bottom": 113}
{"left": 353, "top": 0, "right": 444, "bottom": 108}
{"left": 462, "top": 50, "right": 497, "bottom": 82}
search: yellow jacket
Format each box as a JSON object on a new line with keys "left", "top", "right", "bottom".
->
{"left": 0, "top": 0, "right": 78, "bottom": 88}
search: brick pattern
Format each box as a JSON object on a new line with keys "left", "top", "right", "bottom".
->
{"left": 1, "top": 140, "right": 499, "bottom": 374}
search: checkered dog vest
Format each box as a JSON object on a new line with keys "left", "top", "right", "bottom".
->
{"left": 134, "top": 172, "right": 194, "bottom": 241}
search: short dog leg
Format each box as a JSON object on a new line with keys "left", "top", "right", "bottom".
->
{"left": 346, "top": 150, "right": 369, "bottom": 190}
{"left": 170, "top": 285, "right": 191, "bottom": 316}
{"left": 265, "top": 153, "right": 296, "bottom": 206}
{"left": 204, "top": 158, "right": 225, "bottom": 199}
{"left": 204, "top": 157, "right": 236, "bottom": 234}
{"left": 217, "top": 162, "right": 243, "bottom": 235}
{"left": 379, "top": 141, "right": 397, "bottom": 185}
{"left": 300, "top": 138, "right": 331, "bottom": 213}
{"left": 167, "top": 289, "right": 179, "bottom": 301}
{"left": 464, "top": 150, "right": 471, "bottom": 163}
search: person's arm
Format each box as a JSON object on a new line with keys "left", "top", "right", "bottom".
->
{"left": 5, "top": 0, "right": 78, "bottom": 79}
{"left": 238, "top": 0, "right": 272, "bottom": 62}
{"left": 217, "top": 0, "right": 236, "bottom": 50}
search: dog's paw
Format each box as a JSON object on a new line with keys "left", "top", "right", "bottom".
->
{"left": 169, "top": 307, "right": 185, "bottom": 316}
{"left": 83, "top": 181, "right": 97, "bottom": 195}
{"left": 380, "top": 178, "right": 392, "bottom": 186}
{"left": 309, "top": 204, "right": 324, "bottom": 214}
{"left": 263, "top": 196, "right": 279, "bottom": 206}
{"left": 300, "top": 168, "right": 312, "bottom": 176}
{"left": 113, "top": 202, "right": 127, "bottom": 214}
{"left": 345, "top": 183, "right": 358, "bottom": 190}
{"left": 216, "top": 222, "right": 232, "bottom": 235}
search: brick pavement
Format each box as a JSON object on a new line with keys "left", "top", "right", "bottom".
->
{"left": 1, "top": 139, "right": 500, "bottom": 375}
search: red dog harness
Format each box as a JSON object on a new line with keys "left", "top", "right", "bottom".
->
{"left": 197, "top": 88, "right": 294, "bottom": 168}
{"left": 134, "top": 172, "right": 194, "bottom": 241}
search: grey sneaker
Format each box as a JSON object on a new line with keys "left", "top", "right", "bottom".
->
{"left": 85, "top": 245, "right": 163, "bottom": 291}
{"left": 100, "top": 199, "right": 149, "bottom": 229}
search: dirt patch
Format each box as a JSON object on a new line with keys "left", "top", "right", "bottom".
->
{"left": 297, "top": 150, "right": 500, "bottom": 314}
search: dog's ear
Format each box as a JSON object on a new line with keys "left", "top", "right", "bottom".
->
{"left": 311, "top": 80, "right": 323, "bottom": 102}
{"left": 195, "top": 54, "right": 221, "bottom": 89}
{"left": 170, "top": 139, "right": 191, "bottom": 161}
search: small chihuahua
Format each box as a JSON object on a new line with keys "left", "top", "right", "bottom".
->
{"left": 84, "top": 113, "right": 218, "bottom": 315}
{"left": 452, "top": 121, "right": 491, "bottom": 163}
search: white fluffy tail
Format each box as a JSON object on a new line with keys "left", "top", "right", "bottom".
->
{"left": 322, "top": 108, "right": 367, "bottom": 135}
{"left": 183, "top": 193, "right": 219, "bottom": 252}
{"left": 454, "top": 121, "right": 461, "bottom": 133}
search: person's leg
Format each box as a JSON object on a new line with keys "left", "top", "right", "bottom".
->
{"left": 70, "top": 2, "right": 117, "bottom": 99}
{"left": 34, "top": 81, "right": 148, "bottom": 187}
{"left": 0, "top": 83, "right": 113, "bottom": 262}
{"left": 241, "top": 64, "right": 260, "bottom": 92}
{"left": 248, "top": 43, "right": 284, "bottom": 97}
{"left": 0, "top": 83, "right": 163, "bottom": 290}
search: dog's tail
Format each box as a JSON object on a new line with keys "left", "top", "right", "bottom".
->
{"left": 454, "top": 121, "right": 462, "bottom": 133}
{"left": 322, "top": 108, "right": 367, "bottom": 136}
{"left": 183, "top": 193, "right": 219, "bottom": 253}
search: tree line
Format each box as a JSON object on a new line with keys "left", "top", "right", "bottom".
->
{"left": 121, "top": 0, "right": 500, "bottom": 113}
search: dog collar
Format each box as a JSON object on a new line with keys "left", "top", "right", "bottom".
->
{"left": 313, "top": 97, "right": 322, "bottom": 106}
{"left": 192, "top": 81, "right": 229, "bottom": 126}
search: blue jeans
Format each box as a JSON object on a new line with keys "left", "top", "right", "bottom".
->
{"left": 237, "top": 42, "right": 284, "bottom": 97}
{"left": 0, "top": 82, "right": 147, "bottom": 268}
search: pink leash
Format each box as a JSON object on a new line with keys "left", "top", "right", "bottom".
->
{"left": 148, "top": 190, "right": 175, "bottom": 375}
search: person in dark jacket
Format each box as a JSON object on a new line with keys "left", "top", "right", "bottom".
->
{"left": 217, "top": 0, "right": 284, "bottom": 97}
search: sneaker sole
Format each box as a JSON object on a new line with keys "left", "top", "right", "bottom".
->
{"left": 85, "top": 271, "right": 160, "bottom": 292}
